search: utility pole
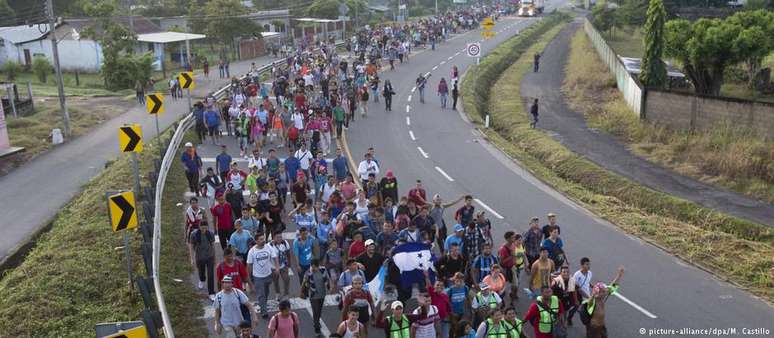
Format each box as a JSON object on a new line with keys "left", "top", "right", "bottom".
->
{"left": 128, "top": 0, "right": 134, "bottom": 33}
{"left": 46, "top": 0, "right": 70, "bottom": 138}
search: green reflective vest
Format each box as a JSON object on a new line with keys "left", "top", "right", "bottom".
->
{"left": 583, "top": 283, "right": 620, "bottom": 316}
{"left": 536, "top": 295, "right": 559, "bottom": 333}
{"left": 476, "top": 292, "right": 499, "bottom": 309}
{"left": 485, "top": 319, "right": 510, "bottom": 338}
{"left": 508, "top": 319, "right": 523, "bottom": 337}
{"left": 387, "top": 315, "right": 410, "bottom": 338}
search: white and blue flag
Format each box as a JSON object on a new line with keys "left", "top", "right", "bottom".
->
{"left": 392, "top": 242, "right": 435, "bottom": 289}
{"left": 367, "top": 265, "right": 387, "bottom": 304}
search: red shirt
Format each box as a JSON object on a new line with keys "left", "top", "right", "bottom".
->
{"left": 498, "top": 243, "right": 515, "bottom": 269}
{"left": 211, "top": 202, "right": 234, "bottom": 231}
{"left": 523, "top": 300, "right": 565, "bottom": 338}
{"left": 428, "top": 286, "right": 452, "bottom": 320}
{"left": 348, "top": 240, "right": 366, "bottom": 259}
{"left": 342, "top": 288, "right": 374, "bottom": 320}
{"left": 216, "top": 260, "right": 248, "bottom": 290}
{"left": 408, "top": 188, "right": 427, "bottom": 207}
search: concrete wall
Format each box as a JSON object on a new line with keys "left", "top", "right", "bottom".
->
{"left": 645, "top": 89, "right": 774, "bottom": 139}
{"left": 582, "top": 18, "right": 643, "bottom": 117}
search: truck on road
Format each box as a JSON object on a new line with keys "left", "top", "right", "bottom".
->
{"left": 518, "top": 0, "right": 545, "bottom": 16}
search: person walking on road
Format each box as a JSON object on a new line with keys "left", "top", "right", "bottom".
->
{"left": 214, "top": 275, "right": 256, "bottom": 338}
{"left": 529, "top": 99, "right": 539, "bottom": 128}
{"left": 189, "top": 220, "right": 216, "bottom": 299}
{"left": 533, "top": 53, "right": 540, "bottom": 72}
{"left": 417, "top": 74, "right": 428, "bottom": 104}
{"left": 523, "top": 286, "right": 564, "bottom": 338}
{"left": 438, "top": 78, "right": 449, "bottom": 109}
{"left": 451, "top": 80, "right": 460, "bottom": 110}
{"left": 582, "top": 266, "right": 625, "bottom": 338}
{"left": 267, "top": 299, "right": 300, "bottom": 338}
{"left": 300, "top": 258, "right": 329, "bottom": 336}
{"left": 383, "top": 80, "right": 396, "bottom": 111}
{"left": 359, "top": 86, "right": 370, "bottom": 117}
{"left": 247, "top": 233, "right": 278, "bottom": 319}
{"left": 181, "top": 142, "right": 203, "bottom": 196}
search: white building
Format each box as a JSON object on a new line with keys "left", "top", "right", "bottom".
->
{"left": 0, "top": 16, "right": 165, "bottom": 73}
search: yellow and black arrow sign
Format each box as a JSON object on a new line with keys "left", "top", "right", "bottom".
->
{"left": 100, "top": 325, "right": 147, "bottom": 338}
{"left": 146, "top": 93, "right": 164, "bottom": 115}
{"left": 118, "top": 124, "right": 143, "bottom": 153}
{"left": 179, "top": 71, "right": 195, "bottom": 89}
{"left": 108, "top": 191, "right": 138, "bottom": 232}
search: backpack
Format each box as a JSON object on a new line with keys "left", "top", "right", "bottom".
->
{"left": 579, "top": 301, "right": 593, "bottom": 326}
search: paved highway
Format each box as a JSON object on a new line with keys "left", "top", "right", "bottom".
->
{"left": 342, "top": 6, "right": 774, "bottom": 338}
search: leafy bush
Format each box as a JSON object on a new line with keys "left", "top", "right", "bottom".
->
{"left": 101, "top": 52, "right": 153, "bottom": 91}
{"left": 31, "top": 56, "right": 54, "bottom": 83}
{"left": 2, "top": 60, "right": 22, "bottom": 81}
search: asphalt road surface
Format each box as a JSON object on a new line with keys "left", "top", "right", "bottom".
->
{"left": 187, "top": 5, "right": 773, "bottom": 337}
{"left": 342, "top": 6, "right": 774, "bottom": 338}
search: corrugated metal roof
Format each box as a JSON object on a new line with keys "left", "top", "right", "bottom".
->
{"left": 137, "top": 32, "right": 206, "bottom": 44}
{"left": 0, "top": 24, "right": 51, "bottom": 44}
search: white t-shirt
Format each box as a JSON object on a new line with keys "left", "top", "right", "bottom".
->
{"left": 269, "top": 240, "right": 291, "bottom": 269}
{"left": 295, "top": 149, "right": 312, "bottom": 170}
{"left": 322, "top": 183, "right": 337, "bottom": 203}
{"left": 572, "top": 270, "right": 593, "bottom": 299}
{"left": 248, "top": 156, "right": 266, "bottom": 171}
{"left": 247, "top": 245, "right": 276, "bottom": 278}
{"left": 412, "top": 305, "right": 439, "bottom": 338}
{"left": 214, "top": 288, "right": 249, "bottom": 327}
{"left": 292, "top": 113, "right": 304, "bottom": 130}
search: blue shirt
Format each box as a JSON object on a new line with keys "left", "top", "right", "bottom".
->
{"left": 257, "top": 109, "right": 268, "bottom": 125}
{"left": 473, "top": 254, "right": 499, "bottom": 282}
{"left": 180, "top": 152, "right": 201, "bottom": 173}
{"left": 285, "top": 157, "right": 300, "bottom": 180}
{"left": 216, "top": 153, "right": 232, "bottom": 174}
{"left": 444, "top": 235, "right": 464, "bottom": 253}
{"left": 193, "top": 108, "right": 205, "bottom": 123}
{"left": 293, "top": 236, "right": 316, "bottom": 267}
{"left": 446, "top": 285, "right": 469, "bottom": 315}
{"left": 294, "top": 213, "right": 317, "bottom": 230}
{"left": 238, "top": 217, "right": 260, "bottom": 235}
{"left": 316, "top": 221, "right": 333, "bottom": 244}
{"left": 228, "top": 229, "right": 252, "bottom": 254}
{"left": 205, "top": 110, "right": 220, "bottom": 126}
{"left": 332, "top": 156, "right": 348, "bottom": 180}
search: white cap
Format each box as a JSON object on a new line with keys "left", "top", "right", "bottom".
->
{"left": 184, "top": 142, "right": 193, "bottom": 147}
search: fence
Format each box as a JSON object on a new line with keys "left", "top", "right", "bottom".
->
{"left": 582, "top": 18, "right": 644, "bottom": 117}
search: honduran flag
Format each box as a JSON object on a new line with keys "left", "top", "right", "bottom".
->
{"left": 392, "top": 242, "right": 436, "bottom": 289}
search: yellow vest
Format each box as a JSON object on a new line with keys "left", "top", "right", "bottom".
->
{"left": 536, "top": 295, "right": 559, "bottom": 333}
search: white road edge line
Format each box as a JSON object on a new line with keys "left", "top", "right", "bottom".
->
{"left": 408, "top": 95, "right": 412, "bottom": 102}
{"left": 417, "top": 147, "right": 429, "bottom": 158}
{"left": 435, "top": 166, "right": 455, "bottom": 182}
{"left": 406, "top": 116, "right": 411, "bottom": 125}
{"left": 474, "top": 198, "right": 505, "bottom": 219}
{"left": 409, "top": 130, "right": 416, "bottom": 141}
{"left": 432, "top": 65, "right": 438, "bottom": 70}
{"left": 455, "top": 52, "right": 461, "bottom": 56}
{"left": 614, "top": 293, "right": 658, "bottom": 319}
{"left": 448, "top": 56, "right": 454, "bottom": 60}
{"left": 440, "top": 61, "right": 446, "bottom": 65}
{"left": 425, "top": 72, "right": 431, "bottom": 77}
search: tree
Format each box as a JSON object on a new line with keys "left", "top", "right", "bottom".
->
{"left": 725, "top": 10, "right": 774, "bottom": 90}
{"left": 616, "top": 0, "right": 648, "bottom": 27}
{"left": 31, "top": 56, "right": 54, "bottom": 83}
{"left": 0, "top": 0, "right": 15, "bottom": 26}
{"left": 190, "top": 0, "right": 261, "bottom": 59}
{"left": 664, "top": 18, "right": 745, "bottom": 95}
{"left": 304, "top": 0, "right": 340, "bottom": 19}
{"left": 640, "top": 0, "right": 667, "bottom": 88}
{"left": 1, "top": 61, "right": 22, "bottom": 81}
{"left": 592, "top": 2, "right": 620, "bottom": 37}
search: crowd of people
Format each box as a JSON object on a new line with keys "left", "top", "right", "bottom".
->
{"left": 178, "top": 4, "right": 626, "bottom": 338}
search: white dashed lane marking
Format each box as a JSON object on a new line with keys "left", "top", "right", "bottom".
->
{"left": 409, "top": 130, "right": 416, "bottom": 141}
{"left": 406, "top": 105, "right": 411, "bottom": 113}
{"left": 432, "top": 65, "right": 438, "bottom": 70}
{"left": 407, "top": 95, "right": 412, "bottom": 101}
{"left": 406, "top": 116, "right": 411, "bottom": 125}
{"left": 417, "top": 147, "right": 429, "bottom": 158}
{"left": 474, "top": 198, "right": 505, "bottom": 219}
{"left": 435, "top": 166, "right": 454, "bottom": 182}
{"left": 440, "top": 61, "right": 446, "bottom": 65}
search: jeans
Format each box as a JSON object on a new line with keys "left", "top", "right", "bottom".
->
{"left": 320, "top": 131, "right": 331, "bottom": 155}
{"left": 197, "top": 257, "right": 215, "bottom": 295}
{"left": 530, "top": 113, "right": 539, "bottom": 128}
{"left": 311, "top": 297, "right": 324, "bottom": 332}
{"left": 272, "top": 267, "right": 290, "bottom": 297}
{"left": 252, "top": 275, "right": 273, "bottom": 315}
{"left": 372, "top": 89, "right": 379, "bottom": 102}
{"left": 385, "top": 96, "right": 392, "bottom": 111}
{"left": 440, "top": 93, "right": 448, "bottom": 108}
{"left": 298, "top": 265, "right": 310, "bottom": 285}
{"left": 185, "top": 171, "right": 200, "bottom": 195}
{"left": 419, "top": 88, "right": 425, "bottom": 103}
{"left": 218, "top": 228, "right": 233, "bottom": 251}
{"left": 440, "top": 320, "right": 450, "bottom": 338}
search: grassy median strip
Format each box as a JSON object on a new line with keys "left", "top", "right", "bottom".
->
{"left": 160, "top": 132, "right": 209, "bottom": 338}
{"left": 461, "top": 20, "right": 774, "bottom": 300}
{"left": 563, "top": 30, "right": 774, "bottom": 204}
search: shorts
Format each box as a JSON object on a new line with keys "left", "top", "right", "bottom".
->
{"left": 208, "top": 126, "right": 219, "bottom": 136}
{"left": 354, "top": 306, "right": 370, "bottom": 324}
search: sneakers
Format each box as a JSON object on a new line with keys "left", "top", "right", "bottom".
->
{"left": 198, "top": 281, "right": 204, "bottom": 289}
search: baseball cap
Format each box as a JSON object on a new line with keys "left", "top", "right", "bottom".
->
{"left": 386, "top": 170, "right": 393, "bottom": 178}
{"left": 222, "top": 275, "right": 233, "bottom": 283}
{"left": 547, "top": 212, "right": 557, "bottom": 217}
{"left": 479, "top": 282, "right": 490, "bottom": 290}
{"left": 184, "top": 142, "right": 193, "bottom": 147}
{"left": 454, "top": 224, "right": 464, "bottom": 232}
{"left": 391, "top": 301, "right": 404, "bottom": 310}
{"left": 364, "top": 239, "right": 375, "bottom": 247}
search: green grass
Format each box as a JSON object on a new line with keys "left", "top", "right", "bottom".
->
{"left": 462, "top": 18, "right": 774, "bottom": 301}
{"left": 604, "top": 25, "right": 644, "bottom": 58}
{"left": 0, "top": 137, "right": 169, "bottom": 336}
{"left": 0, "top": 71, "right": 171, "bottom": 97}
{"left": 563, "top": 30, "right": 774, "bottom": 204}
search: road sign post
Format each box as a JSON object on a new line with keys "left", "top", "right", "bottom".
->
{"left": 179, "top": 71, "right": 195, "bottom": 113}
{"left": 119, "top": 124, "right": 144, "bottom": 200}
{"left": 145, "top": 93, "right": 165, "bottom": 160}
{"left": 107, "top": 191, "right": 139, "bottom": 290}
